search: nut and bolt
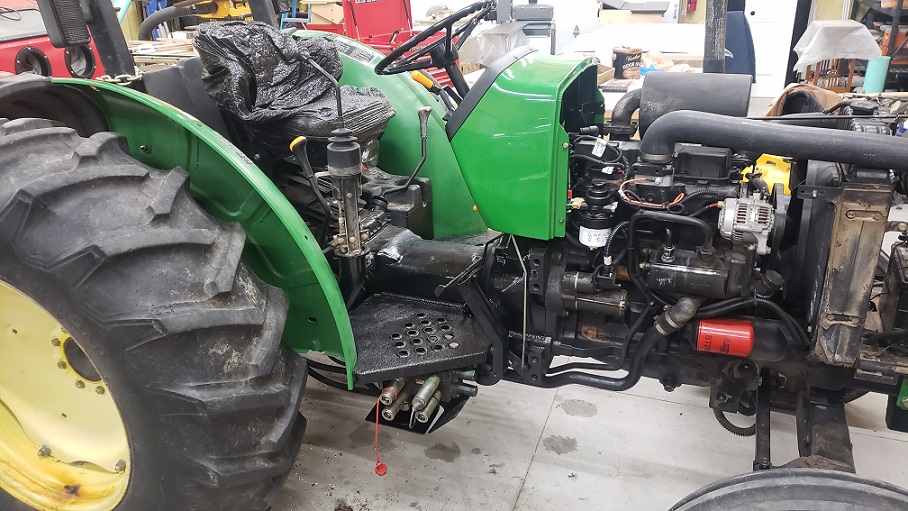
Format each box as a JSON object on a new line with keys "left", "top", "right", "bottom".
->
{"left": 360, "top": 232, "right": 369, "bottom": 241}
{"left": 75, "top": 380, "right": 85, "bottom": 389}
{"left": 115, "top": 459, "right": 127, "bottom": 472}
{"left": 139, "top": 144, "right": 151, "bottom": 153}
{"left": 846, "top": 211, "right": 856, "bottom": 219}
{"left": 51, "top": 337, "right": 61, "bottom": 346}
{"left": 562, "top": 142, "right": 569, "bottom": 149}
{"left": 57, "top": 361, "right": 67, "bottom": 369}
{"left": 95, "top": 386, "right": 106, "bottom": 395}
{"left": 37, "top": 445, "right": 51, "bottom": 457}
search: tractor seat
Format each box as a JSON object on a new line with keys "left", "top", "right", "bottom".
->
{"left": 194, "top": 21, "right": 395, "bottom": 157}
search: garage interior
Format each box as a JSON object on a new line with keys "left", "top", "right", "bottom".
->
{"left": 2, "top": 0, "right": 908, "bottom": 510}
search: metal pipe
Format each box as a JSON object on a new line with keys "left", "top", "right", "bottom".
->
{"left": 639, "top": 110, "right": 908, "bottom": 171}
{"left": 704, "top": 0, "right": 727, "bottom": 73}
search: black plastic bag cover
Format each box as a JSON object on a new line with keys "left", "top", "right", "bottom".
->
{"left": 195, "top": 21, "right": 395, "bottom": 154}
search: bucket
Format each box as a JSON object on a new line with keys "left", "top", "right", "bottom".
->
{"left": 613, "top": 46, "right": 642, "bottom": 79}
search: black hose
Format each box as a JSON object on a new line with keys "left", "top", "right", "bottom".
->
{"left": 603, "top": 221, "right": 628, "bottom": 264}
{"left": 697, "top": 296, "right": 810, "bottom": 348}
{"left": 139, "top": 6, "right": 193, "bottom": 40}
{"left": 531, "top": 298, "right": 698, "bottom": 391}
{"left": 610, "top": 87, "right": 642, "bottom": 127}
{"left": 307, "top": 367, "right": 380, "bottom": 396}
{"left": 629, "top": 211, "right": 714, "bottom": 252}
{"left": 714, "top": 408, "right": 756, "bottom": 437}
{"left": 640, "top": 111, "right": 908, "bottom": 171}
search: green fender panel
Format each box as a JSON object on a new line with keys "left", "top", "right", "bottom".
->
{"left": 52, "top": 78, "right": 357, "bottom": 385}
{"left": 294, "top": 32, "right": 488, "bottom": 238}
{"left": 449, "top": 53, "right": 600, "bottom": 240}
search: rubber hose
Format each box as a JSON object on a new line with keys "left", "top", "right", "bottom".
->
{"left": 640, "top": 111, "right": 908, "bottom": 170}
{"left": 139, "top": 5, "right": 193, "bottom": 40}
{"left": 610, "top": 88, "right": 642, "bottom": 127}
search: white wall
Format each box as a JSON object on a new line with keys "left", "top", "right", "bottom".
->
{"left": 410, "top": 0, "right": 602, "bottom": 53}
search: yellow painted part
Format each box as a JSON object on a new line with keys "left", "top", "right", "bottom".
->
{"left": 0, "top": 281, "right": 129, "bottom": 510}
{"left": 289, "top": 135, "right": 306, "bottom": 152}
{"left": 411, "top": 71, "right": 435, "bottom": 91}
{"left": 743, "top": 154, "right": 792, "bottom": 195}
{"left": 199, "top": 0, "right": 254, "bottom": 18}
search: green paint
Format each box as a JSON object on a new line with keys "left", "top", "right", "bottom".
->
{"left": 449, "top": 53, "right": 598, "bottom": 240}
{"left": 294, "top": 32, "right": 488, "bottom": 237}
{"left": 52, "top": 78, "right": 357, "bottom": 386}
{"left": 899, "top": 378, "right": 908, "bottom": 410}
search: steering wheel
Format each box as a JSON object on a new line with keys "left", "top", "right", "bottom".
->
{"left": 374, "top": 1, "right": 495, "bottom": 97}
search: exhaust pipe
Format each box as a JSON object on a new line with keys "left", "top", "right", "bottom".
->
{"left": 639, "top": 110, "right": 908, "bottom": 171}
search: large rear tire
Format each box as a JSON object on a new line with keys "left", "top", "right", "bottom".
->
{"left": 671, "top": 468, "right": 908, "bottom": 511}
{"left": 0, "top": 118, "right": 306, "bottom": 510}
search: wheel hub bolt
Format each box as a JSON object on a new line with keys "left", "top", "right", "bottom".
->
{"left": 51, "top": 337, "right": 61, "bottom": 346}
{"left": 57, "top": 361, "right": 67, "bottom": 369}
{"left": 37, "top": 445, "right": 50, "bottom": 457}
{"left": 96, "top": 386, "right": 106, "bottom": 395}
{"left": 75, "top": 380, "right": 85, "bottom": 389}
{"left": 114, "top": 459, "right": 127, "bottom": 472}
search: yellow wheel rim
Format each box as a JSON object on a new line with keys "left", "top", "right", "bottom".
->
{"left": 0, "top": 280, "right": 130, "bottom": 510}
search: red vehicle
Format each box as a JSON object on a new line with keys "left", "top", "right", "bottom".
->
{"left": 0, "top": 2, "right": 103, "bottom": 78}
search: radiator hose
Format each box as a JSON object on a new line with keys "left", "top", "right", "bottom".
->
{"left": 535, "top": 297, "right": 700, "bottom": 391}
{"left": 639, "top": 110, "right": 908, "bottom": 171}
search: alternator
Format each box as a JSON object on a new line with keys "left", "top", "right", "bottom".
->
{"left": 718, "top": 197, "right": 774, "bottom": 255}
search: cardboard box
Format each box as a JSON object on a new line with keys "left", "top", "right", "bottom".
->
{"left": 309, "top": 4, "right": 343, "bottom": 25}
{"left": 597, "top": 64, "right": 615, "bottom": 85}
{"left": 599, "top": 10, "right": 663, "bottom": 24}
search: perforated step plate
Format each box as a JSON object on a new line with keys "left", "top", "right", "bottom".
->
{"left": 351, "top": 294, "right": 492, "bottom": 384}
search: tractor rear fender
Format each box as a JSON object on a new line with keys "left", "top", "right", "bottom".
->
{"left": 0, "top": 75, "right": 357, "bottom": 385}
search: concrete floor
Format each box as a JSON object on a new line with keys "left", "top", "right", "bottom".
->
{"left": 275, "top": 372, "right": 908, "bottom": 511}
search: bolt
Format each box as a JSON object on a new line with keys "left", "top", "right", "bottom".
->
{"left": 346, "top": 192, "right": 353, "bottom": 199}
{"left": 846, "top": 211, "right": 856, "bottom": 219}
{"left": 562, "top": 142, "right": 569, "bottom": 149}
{"left": 349, "top": 236, "right": 356, "bottom": 244}
{"left": 37, "top": 445, "right": 50, "bottom": 457}
{"left": 253, "top": 153, "right": 261, "bottom": 161}
{"left": 811, "top": 190, "right": 818, "bottom": 198}
{"left": 51, "top": 337, "right": 61, "bottom": 346}
{"left": 559, "top": 218, "right": 565, "bottom": 223}
{"left": 75, "top": 380, "right": 85, "bottom": 389}
{"left": 899, "top": 223, "right": 908, "bottom": 233}
{"left": 340, "top": 246, "right": 348, "bottom": 254}
{"left": 360, "top": 232, "right": 369, "bottom": 241}
{"left": 114, "top": 459, "right": 127, "bottom": 472}
{"left": 57, "top": 361, "right": 67, "bottom": 370}
{"left": 826, "top": 314, "right": 836, "bottom": 321}
{"left": 95, "top": 386, "right": 106, "bottom": 395}
{"left": 139, "top": 144, "right": 151, "bottom": 153}
{"left": 716, "top": 393, "right": 728, "bottom": 403}
{"left": 60, "top": 327, "right": 68, "bottom": 334}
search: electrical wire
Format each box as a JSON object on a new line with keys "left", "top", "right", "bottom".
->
{"left": 618, "top": 178, "right": 685, "bottom": 210}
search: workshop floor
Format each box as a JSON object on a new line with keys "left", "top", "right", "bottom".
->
{"left": 274, "top": 373, "right": 908, "bottom": 511}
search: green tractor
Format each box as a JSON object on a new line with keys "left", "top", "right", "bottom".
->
{"left": 3, "top": 1, "right": 908, "bottom": 509}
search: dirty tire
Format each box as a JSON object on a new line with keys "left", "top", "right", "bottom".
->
{"left": 0, "top": 118, "right": 306, "bottom": 511}
{"left": 671, "top": 468, "right": 908, "bottom": 511}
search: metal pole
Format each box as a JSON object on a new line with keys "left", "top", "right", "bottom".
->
{"left": 887, "top": 0, "right": 903, "bottom": 58}
{"left": 704, "top": 0, "right": 727, "bottom": 73}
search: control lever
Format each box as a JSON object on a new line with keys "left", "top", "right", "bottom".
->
{"left": 386, "top": 106, "right": 433, "bottom": 196}
{"left": 289, "top": 136, "right": 332, "bottom": 246}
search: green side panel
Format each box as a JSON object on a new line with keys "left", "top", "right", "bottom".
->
{"left": 899, "top": 378, "right": 908, "bottom": 410}
{"left": 52, "top": 78, "right": 357, "bottom": 385}
{"left": 294, "top": 32, "right": 487, "bottom": 238}
{"left": 450, "top": 54, "right": 598, "bottom": 240}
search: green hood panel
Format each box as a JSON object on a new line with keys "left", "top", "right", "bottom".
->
{"left": 449, "top": 53, "right": 599, "bottom": 240}
{"left": 52, "top": 78, "right": 357, "bottom": 385}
